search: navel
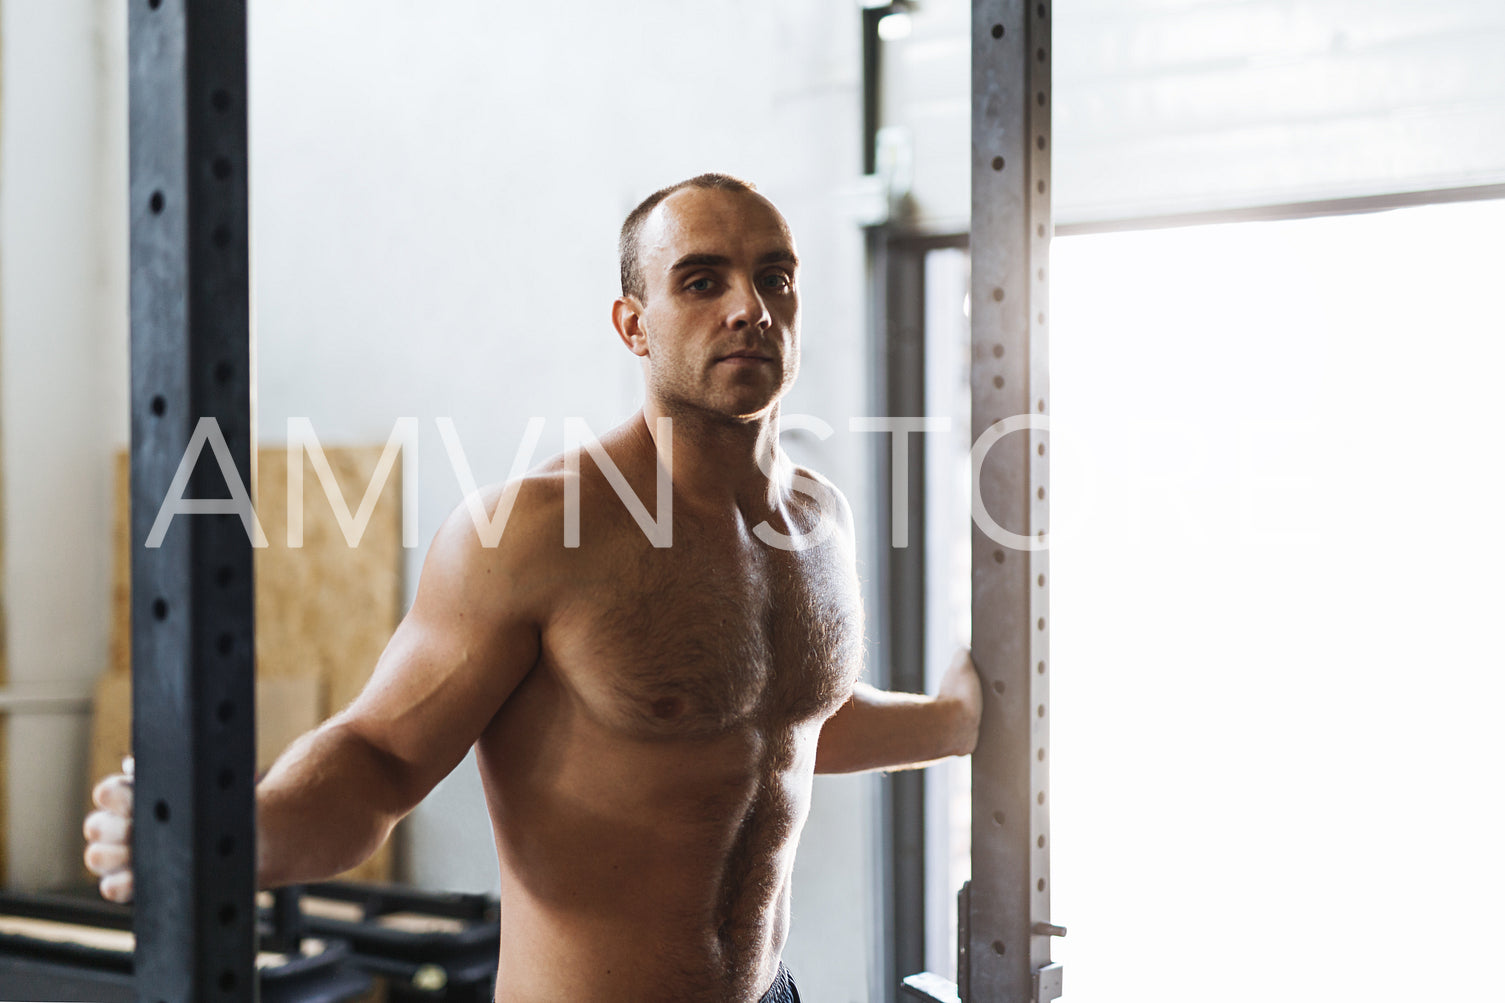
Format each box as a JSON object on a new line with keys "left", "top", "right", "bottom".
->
{"left": 650, "top": 696, "right": 684, "bottom": 719}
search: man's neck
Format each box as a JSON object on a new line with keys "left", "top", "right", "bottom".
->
{"left": 638, "top": 400, "right": 787, "bottom": 520}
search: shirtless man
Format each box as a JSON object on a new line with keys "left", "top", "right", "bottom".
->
{"left": 85, "top": 173, "right": 983, "bottom": 1003}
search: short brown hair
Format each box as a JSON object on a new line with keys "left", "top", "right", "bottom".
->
{"left": 618, "top": 173, "right": 759, "bottom": 302}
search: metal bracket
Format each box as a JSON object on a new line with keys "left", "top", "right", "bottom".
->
{"left": 956, "top": 879, "right": 971, "bottom": 1001}
{"left": 901, "top": 972, "right": 963, "bottom": 1003}
{"left": 1033, "top": 962, "right": 1064, "bottom": 1002}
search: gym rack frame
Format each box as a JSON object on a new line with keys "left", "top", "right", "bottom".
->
{"left": 121, "top": 2, "right": 1058, "bottom": 1001}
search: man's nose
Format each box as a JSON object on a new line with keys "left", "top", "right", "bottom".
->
{"left": 726, "top": 280, "right": 772, "bottom": 331}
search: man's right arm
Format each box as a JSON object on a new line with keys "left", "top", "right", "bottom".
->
{"left": 86, "top": 478, "right": 555, "bottom": 899}
{"left": 257, "top": 483, "right": 547, "bottom": 886}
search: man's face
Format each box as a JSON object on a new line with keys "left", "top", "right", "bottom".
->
{"left": 615, "top": 187, "right": 800, "bottom": 422}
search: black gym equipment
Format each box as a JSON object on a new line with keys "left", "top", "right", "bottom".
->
{"left": 0, "top": 889, "right": 372, "bottom": 1003}
{"left": 0, "top": 883, "right": 502, "bottom": 1002}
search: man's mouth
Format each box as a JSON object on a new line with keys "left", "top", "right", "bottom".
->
{"left": 717, "top": 350, "right": 774, "bottom": 363}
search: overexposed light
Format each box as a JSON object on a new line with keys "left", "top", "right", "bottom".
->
{"left": 1049, "top": 199, "right": 1505, "bottom": 1003}
{"left": 878, "top": 12, "right": 913, "bottom": 41}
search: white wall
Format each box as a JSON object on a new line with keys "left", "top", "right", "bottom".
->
{"left": 3, "top": 2, "right": 885, "bottom": 999}
{"left": 0, "top": 0, "right": 128, "bottom": 891}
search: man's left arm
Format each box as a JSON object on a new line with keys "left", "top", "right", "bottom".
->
{"left": 814, "top": 648, "right": 983, "bottom": 774}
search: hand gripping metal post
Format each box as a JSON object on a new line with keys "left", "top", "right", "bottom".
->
{"left": 129, "top": 1, "right": 257, "bottom": 999}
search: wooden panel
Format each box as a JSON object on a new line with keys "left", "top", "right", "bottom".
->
{"left": 252, "top": 447, "right": 404, "bottom": 715}
{"left": 97, "top": 443, "right": 402, "bottom": 882}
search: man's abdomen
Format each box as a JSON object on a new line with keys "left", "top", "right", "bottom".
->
{"left": 475, "top": 673, "right": 817, "bottom": 1001}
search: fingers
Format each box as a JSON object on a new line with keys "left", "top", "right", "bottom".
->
{"left": 85, "top": 758, "right": 137, "bottom": 903}
{"left": 98, "top": 870, "right": 135, "bottom": 904}
{"left": 83, "top": 805, "right": 133, "bottom": 877}
{"left": 92, "top": 774, "right": 134, "bottom": 816}
{"left": 940, "top": 647, "right": 980, "bottom": 691}
{"left": 83, "top": 808, "right": 130, "bottom": 845}
{"left": 938, "top": 647, "right": 983, "bottom": 756}
{"left": 84, "top": 805, "right": 136, "bottom": 903}
{"left": 84, "top": 840, "right": 130, "bottom": 876}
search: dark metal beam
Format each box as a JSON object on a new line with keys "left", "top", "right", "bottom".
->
{"left": 871, "top": 227, "right": 971, "bottom": 1002}
{"left": 129, "top": 1, "right": 257, "bottom": 1000}
{"left": 862, "top": 7, "right": 885, "bottom": 176}
{"left": 879, "top": 234, "right": 930, "bottom": 1001}
{"left": 862, "top": 2, "right": 916, "bottom": 177}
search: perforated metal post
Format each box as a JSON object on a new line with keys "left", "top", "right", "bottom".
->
{"left": 899, "top": 5, "right": 1057, "bottom": 1001}
{"left": 129, "top": 1, "right": 257, "bottom": 1000}
{"left": 965, "top": 0, "right": 1057, "bottom": 1000}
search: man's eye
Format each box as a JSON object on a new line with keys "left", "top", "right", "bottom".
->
{"left": 761, "top": 272, "right": 792, "bottom": 290}
{"left": 686, "top": 277, "right": 715, "bottom": 292}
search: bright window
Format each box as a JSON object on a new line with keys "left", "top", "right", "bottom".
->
{"left": 1046, "top": 199, "right": 1505, "bottom": 1001}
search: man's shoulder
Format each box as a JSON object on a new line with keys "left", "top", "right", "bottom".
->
{"left": 419, "top": 464, "right": 552, "bottom": 566}
{"left": 437, "top": 439, "right": 653, "bottom": 560}
{"left": 789, "top": 463, "right": 846, "bottom": 501}
{"left": 790, "top": 463, "right": 854, "bottom": 525}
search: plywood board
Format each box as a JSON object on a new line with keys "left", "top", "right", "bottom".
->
{"left": 96, "top": 444, "right": 403, "bottom": 883}
{"left": 252, "top": 447, "right": 403, "bottom": 715}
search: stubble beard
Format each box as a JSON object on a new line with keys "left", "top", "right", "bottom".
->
{"left": 648, "top": 355, "right": 791, "bottom": 426}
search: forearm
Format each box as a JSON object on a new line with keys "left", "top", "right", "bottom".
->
{"left": 255, "top": 717, "right": 420, "bottom": 888}
{"left": 814, "top": 682, "right": 975, "bottom": 774}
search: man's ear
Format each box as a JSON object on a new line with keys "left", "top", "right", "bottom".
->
{"left": 612, "top": 297, "right": 650, "bottom": 357}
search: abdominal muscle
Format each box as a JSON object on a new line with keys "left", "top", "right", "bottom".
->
{"left": 474, "top": 664, "right": 820, "bottom": 1003}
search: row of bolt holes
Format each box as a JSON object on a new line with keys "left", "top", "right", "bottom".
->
{"left": 986, "top": 192, "right": 1049, "bottom": 836}
{"left": 147, "top": 140, "right": 237, "bottom": 247}
{"left": 989, "top": 226, "right": 1051, "bottom": 959}
{"left": 147, "top": 353, "right": 236, "bottom": 417}
{"left": 991, "top": 1, "right": 1050, "bottom": 39}
{"left": 142, "top": 0, "right": 238, "bottom": 244}
{"left": 988, "top": 0, "right": 1051, "bottom": 445}
{"left": 147, "top": 592, "right": 240, "bottom": 723}
{"left": 131, "top": 5, "right": 302, "bottom": 991}
{"left": 147, "top": 564, "right": 242, "bottom": 993}
{"left": 989, "top": 429, "right": 1048, "bottom": 570}
{"left": 985, "top": 277, "right": 1049, "bottom": 389}
{"left": 139, "top": 42, "right": 241, "bottom": 406}
{"left": 145, "top": 0, "right": 246, "bottom": 990}
{"left": 988, "top": 16, "right": 1061, "bottom": 960}
{"left": 988, "top": 552, "right": 1051, "bottom": 881}
{"left": 990, "top": 778, "right": 1050, "bottom": 961}
{"left": 130, "top": 3, "right": 271, "bottom": 994}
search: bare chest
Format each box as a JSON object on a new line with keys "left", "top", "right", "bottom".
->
{"left": 550, "top": 535, "right": 863, "bottom": 740}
